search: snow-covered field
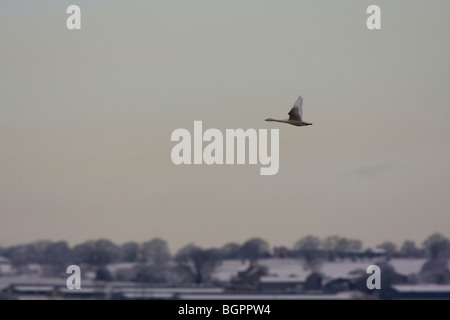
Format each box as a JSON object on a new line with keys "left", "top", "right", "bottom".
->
{"left": 213, "top": 258, "right": 428, "bottom": 282}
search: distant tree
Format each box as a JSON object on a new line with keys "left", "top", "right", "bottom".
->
{"left": 294, "top": 236, "right": 322, "bottom": 251}
{"left": 294, "top": 236, "right": 324, "bottom": 271}
{"left": 323, "top": 236, "right": 340, "bottom": 254}
{"left": 120, "top": 242, "right": 140, "bottom": 262}
{"left": 422, "top": 233, "right": 450, "bottom": 259}
{"left": 72, "top": 241, "right": 95, "bottom": 264}
{"left": 96, "top": 267, "right": 114, "bottom": 282}
{"left": 346, "top": 239, "right": 363, "bottom": 251}
{"left": 5, "top": 245, "right": 29, "bottom": 271}
{"left": 175, "top": 244, "right": 221, "bottom": 285}
{"left": 72, "top": 239, "right": 120, "bottom": 267}
{"left": 42, "top": 241, "right": 72, "bottom": 276}
{"left": 376, "top": 241, "right": 398, "bottom": 259}
{"left": 239, "top": 238, "right": 270, "bottom": 261}
{"left": 5, "top": 241, "right": 51, "bottom": 272}
{"left": 219, "top": 243, "right": 241, "bottom": 259}
{"left": 376, "top": 261, "right": 407, "bottom": 288}
{"left": 419, "top": 233, "right": 450, "bottom": 284}
{"left": 91, "top": 239, "right": 120, "bottom": 266}
{"left": 43, "top": 241, "right": 71, "bottom": 265}
{"left": 419, "top": 259, "right": 450, "bottom": 284}
{"left": 399, "top": 240, "right": 423, "bottom": 258}
{"left": 29, "top": 241, "right": 53, "bottom": 263}
{"left": 324, "top": 236, "right": 362, "bottom": 261}
{"left": 141, "top": 238, "right": 171, "bottom": 265}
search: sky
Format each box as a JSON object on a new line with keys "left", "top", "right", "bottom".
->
{"left": 1, "top": 0, "right": 450, "bottom": 253}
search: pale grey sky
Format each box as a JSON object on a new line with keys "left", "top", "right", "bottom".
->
{"left": 1, "top": 1, "right": 450, "bottom": 253}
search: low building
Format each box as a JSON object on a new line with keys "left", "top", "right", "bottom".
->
{"left": 6, "top": 284, "right": 57, "bottom": 299}
{"left": 0, "top": 256, "right": 14, "bottom": 276}
{"left": 324, "top": 278, "right": 353, "bottom": 293}
{"left": 381, "top": 284, "right": 450, "bottom": 300}
{"left": 304, "top": 272, "right": 322, "bottom": 291}
{"left": 273, "top": 247, "right": 293, "bottom": 259}
{"left": 258, "top": 276, "right": 304, "bottom": 293}
{"left": 228, "top": 260, "right": 267, "bottom": 291}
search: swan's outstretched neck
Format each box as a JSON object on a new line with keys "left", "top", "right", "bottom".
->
{"left": 265, "top": 118, "right": 284, "bottom": 123}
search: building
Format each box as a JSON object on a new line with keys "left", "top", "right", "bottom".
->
{"left": 324, "top": 278, "right": 353, "bottom": 293}
{"left": 0, "top": 256, "right": 14, "bottom": 276}
{"left": 381, "top": 284, "right": 450, "bottom": 300}
{"left": 228, "top": 260, "right": 267, "bottom": 291}
{"left": 273, "top": 247, "right": 292, "bottom": 259}
{"left": 258, "top": 276, "right": 304, "bottom": 293}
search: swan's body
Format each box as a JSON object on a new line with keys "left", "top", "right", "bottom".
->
{"left": 265, "top": 95, "right": 312, "bottom": 127}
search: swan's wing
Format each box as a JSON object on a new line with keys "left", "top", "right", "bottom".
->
{"left": 288, "top": 95, "right": 303, "bottom": 121}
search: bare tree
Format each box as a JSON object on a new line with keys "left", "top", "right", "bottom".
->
{"left": 72, "top": 239, "right": 119, "bottom": 267}
{"left": 420, "top": 259, "right": 450, "bottom": 284}
{"left": 92, "top": 239, "right": 120, "bottom": 266}
{"left": 420, "top": 233, "right": 450, "bottom": 284}
{"left": 72, "top": 241, "right": 95, "bottom": 264}
{"left": 141, "top": 238, "right": 171, "bottom": 265}
{"left": 294, "top": 236, "right": 324, "bottom": 271}
{"left": 5, "top": 241, "right": 51, "bottom": 273}
{"left": 324, "top": 236, "right": 362, "bottom": 261}
{"left": 399, "top": 240, "right": 423, "bottom": 258}
{"left": 423, "top": 233, "right": 450, "bottom": 260}
{"left": 175, "top": 244, "right": 221, "bottom": 285}
{"left": 219, "top": 242, "right": 241, "bottom": 259}
{"left": 42, "top": 241, "right": 72, "bottom": 276}
{"left": 239, "top": 238, "right": 270, "bottom": 262}
{"left": 119, "top": 242, "right": 140, "bottom": 262}
{"left": 376, "top": 241, "right": 398, "bottom": 259}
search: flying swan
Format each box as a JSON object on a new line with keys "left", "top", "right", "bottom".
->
{"left": 265, "top": 95, "right": 312, "bottom": 127}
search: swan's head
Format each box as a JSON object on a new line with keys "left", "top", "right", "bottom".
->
{"left": 265, "top": 118, "right": 273, "bottom": 121}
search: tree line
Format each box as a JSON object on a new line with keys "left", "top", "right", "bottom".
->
{"left": 1, "top": 233, "right": 449, "bottom": 284}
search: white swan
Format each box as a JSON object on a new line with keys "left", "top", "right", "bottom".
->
{"left": 265, "top": 95, "right": 312, "bottom": 127}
